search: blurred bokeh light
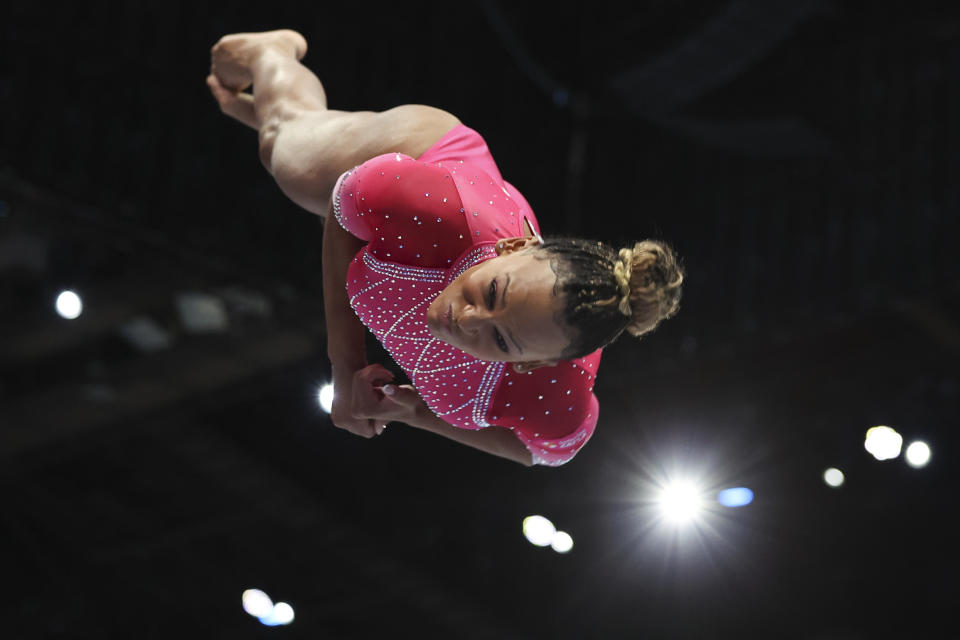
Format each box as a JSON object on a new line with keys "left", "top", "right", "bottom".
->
{"left": 55, "top": 290, "right": 82, "bottom": 319}
{"left": 318, "top": 383, "right": 334, "bottom": 414}
{"left": 523, "top": 515, "right": 556, "bottom": 547}
{"left": 864, "top": 426, "right": 903, "bottom": 461}
{"left": 259, "top": 601, "right": 295, "bottom": 626}
{"left": 717, "top": 487, "right": 754, "bottom": 507}
{"left": 823, "top": 468, "right": 845, "bottom": 488}
{"left": 551, "top": 531, "right": 573, "bottom": 554}
{"left": 904, "top": 441, "right": 931, "bottom": 469}
{"left": 242, "top": 589, "right": 273, "bottom": 618}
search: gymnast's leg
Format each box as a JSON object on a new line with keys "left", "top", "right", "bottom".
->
{"left": 207, "top": 30, "right": 460, "bottom": 436}
{"left": 207, "top": 29, "right": 461, "bottom": 218}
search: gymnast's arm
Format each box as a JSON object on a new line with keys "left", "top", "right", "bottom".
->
{"left": 322, "top": 202, "right": 368, "bottom": 375}
{"left": 405, "top": 403, "right": 534, "bottom": 467}
{"left": 350, "top": 371, "right": 534, "bottom": 466}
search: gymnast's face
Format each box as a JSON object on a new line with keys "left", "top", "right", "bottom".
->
{"left": 426, "top": 237, "right": 569, "bottom": 370}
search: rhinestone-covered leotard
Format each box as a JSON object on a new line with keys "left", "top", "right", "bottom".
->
{"left": 331, "top": 125, "right": 602, "bottom": 465}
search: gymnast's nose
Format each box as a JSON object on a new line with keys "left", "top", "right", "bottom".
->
{"left": 457, "top": 303, "right": 489, "bottom": 336}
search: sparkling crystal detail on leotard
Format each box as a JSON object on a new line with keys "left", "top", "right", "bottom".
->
{"left": 336, "top": 140, "right": 602, "bottom": 465}
{"left": 348, "top": 244, "right": 502, "bottom": 429}
{"left": 332, "top": 169, "right": 352, "bottom": 228}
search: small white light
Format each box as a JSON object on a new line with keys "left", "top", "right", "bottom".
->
{"left": 242, "top": 589, "right": 273, "bottom": 618}
{"left": 522, "top": 515, "right": 556, "bottom": 547}
{"left": 904, "top": 441, "right": 931, "bottom": 469}
{"left": 259, "top": 602, "right": 294, "bottom": 626}
{"left": 551, "top": 531, "right": 573, "bottom": 553}
{"left": 823, "top": 468, "right": 845, "bottom": 488}
{"left": 55, "top": 290, "right": 83, "bottom": 319}
{"left": 864, "top": 425, "right": 903, "bottom": 461}
{"left": 318, "top": 383, "right": 334, "bottom": 414}
{"left": 658, "top": 481, "right": 703, "bottom": 523}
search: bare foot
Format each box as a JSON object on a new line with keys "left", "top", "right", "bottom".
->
{"left": 210, "top": 29, "right": 308, "bottom": 91}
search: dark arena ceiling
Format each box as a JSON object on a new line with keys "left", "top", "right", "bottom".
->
{"left": 2, "top": 2, "right": 958, "bottom": 638}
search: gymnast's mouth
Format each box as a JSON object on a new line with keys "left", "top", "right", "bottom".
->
{"left": 442, "top": 305, "right": 453, "bottom": 333}
{"left": 427, "top": 302, "right": 455, "bottom": 341}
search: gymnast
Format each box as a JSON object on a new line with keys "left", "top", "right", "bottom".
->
{"left": 207, "top": 30, "right": 684, "bottom": 467}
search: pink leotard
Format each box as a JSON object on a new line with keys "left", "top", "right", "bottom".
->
{"left": 331, "top": 124, "right": 602, "bottom": 465}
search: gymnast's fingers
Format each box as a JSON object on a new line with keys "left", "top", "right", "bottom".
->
{"left": 352, "top": 373, "right": 389, "bottom": 424}
{"left": 356, "top": 363, "right": 395, "bottom": 386}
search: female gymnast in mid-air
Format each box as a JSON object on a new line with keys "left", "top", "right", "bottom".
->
{"left": 206, "top": 29, "right": 684, "bottom": 467}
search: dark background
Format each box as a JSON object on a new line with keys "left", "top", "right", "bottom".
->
{"left": 2, "top": 1, "right": 958, "bottom": 638}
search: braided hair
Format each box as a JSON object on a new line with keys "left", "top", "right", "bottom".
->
{"left": 531, "top": 237, "right": 685, "bottom": 360}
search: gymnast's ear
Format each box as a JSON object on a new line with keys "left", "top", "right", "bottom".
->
{"left": 511, "top": 359, "right": 558, "bottom": 374}
{"left": 495, "top": 236, "right": 542, "bottom": 256}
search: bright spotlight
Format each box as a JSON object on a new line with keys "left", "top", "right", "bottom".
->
{"left": 259, "top": 602, "right": 294, "bottom": 626}
{"left": 522, "top": 515, "right": 556, "bottom": 547}
{"left": 823, "top": 468, "right": 845, "bottom": 488}
{"left": 716, "top": 487, "right": 754, "bottom": 508}
{"left": 318, "top": 383, "right": 334, "bottom": 414}
{"left": 242, "top": 589, "right": 273, "bottom": 618}
{"left": 551, "top": 531, "right": 573, "bottom": 553}
{"left": 904, "top": 441, "right": 931, "bottom": 469}
{"left": 657, "top": 481, "right": 703, "bottom": 523}
{"left": 55, "top": 290, "right": 83, "bottom": 319}
{"left": 864, "top": 425, "right": 903, "bottom": 461}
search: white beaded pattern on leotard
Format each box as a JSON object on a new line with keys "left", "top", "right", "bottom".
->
{"left": 348, "top": 244, "right": 503, "bottom": 430}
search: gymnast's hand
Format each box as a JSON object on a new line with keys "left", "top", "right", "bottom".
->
{"left": 330, "top": 364, "right": 424, "bottom": 438}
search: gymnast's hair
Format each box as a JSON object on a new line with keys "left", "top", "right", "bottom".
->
{"left": 531, "top": 237, "right": 685, "bottom": 360}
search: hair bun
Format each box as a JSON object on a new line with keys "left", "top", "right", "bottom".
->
{"left": 620, "top": 240, "right": 684, "bottom": 337}
{"left": 612, "top": 248, "right": 634, "bottom": 315}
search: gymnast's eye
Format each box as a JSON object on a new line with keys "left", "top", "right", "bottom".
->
{"left": 488, "top": 279, "right": 508, "bottom": 353}
{"left": 494, "top": 328, "right": 508, "bottom": 353}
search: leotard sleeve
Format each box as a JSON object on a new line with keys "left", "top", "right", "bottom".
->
{"left": 331, "top": 153, "right": 472, "bottom": 267}
{"left": 488, "top": 352, "right": 602, "bottom": 467}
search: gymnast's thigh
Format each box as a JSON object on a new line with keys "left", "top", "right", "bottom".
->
{"left": 267, "top": 105, "right": 461, "bottom": 213}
